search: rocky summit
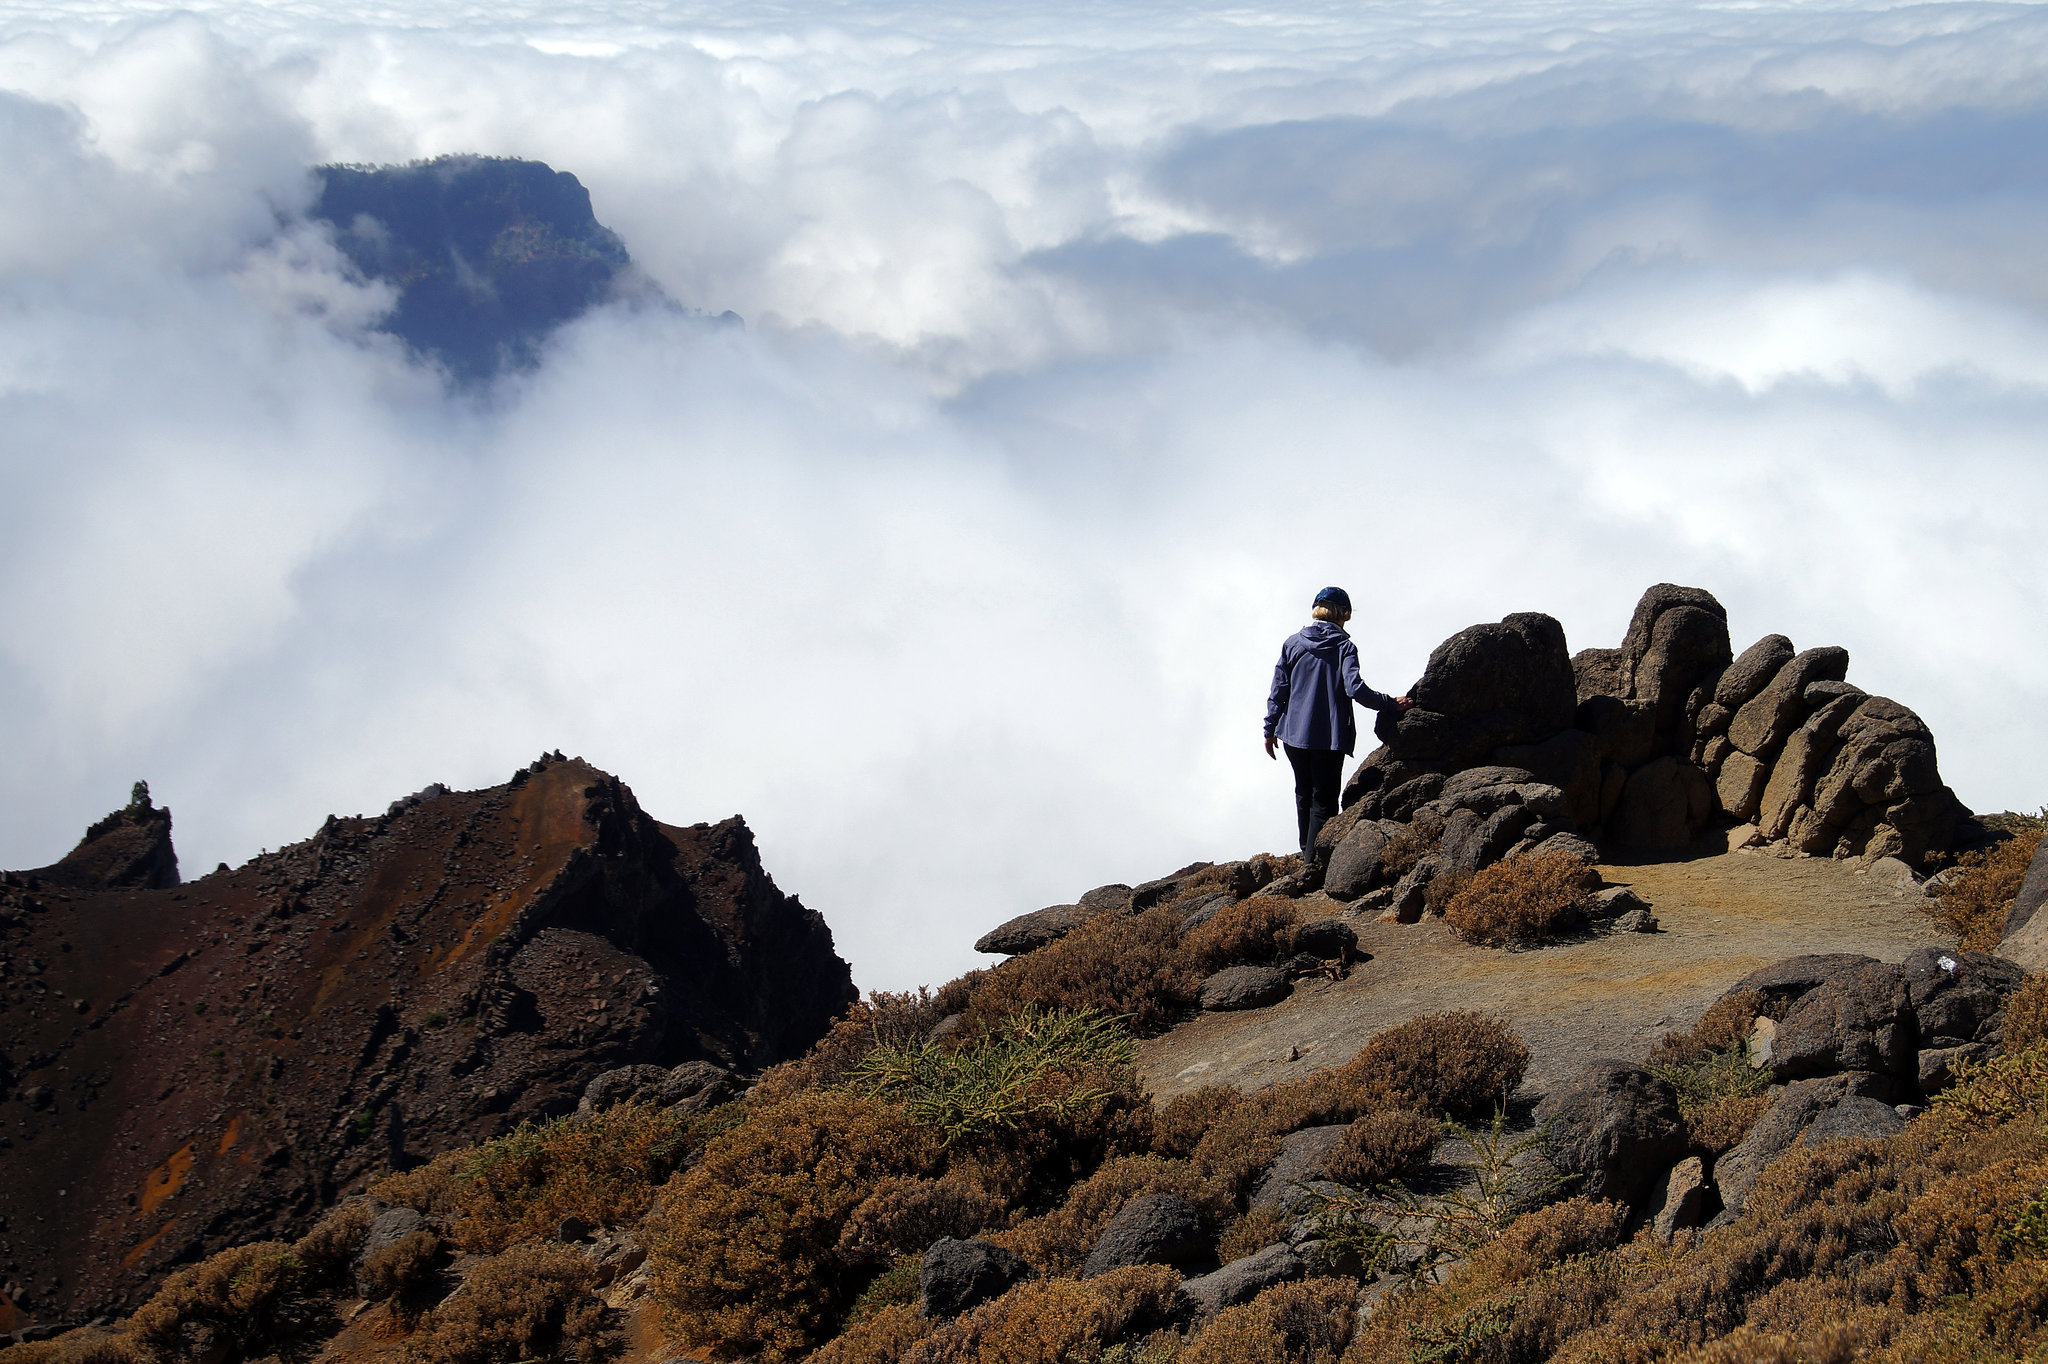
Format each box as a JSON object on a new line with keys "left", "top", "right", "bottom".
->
{"left": 0, "top": 754, "right": 853, "bottom": 1324}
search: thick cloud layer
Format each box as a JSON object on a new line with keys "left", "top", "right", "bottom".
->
{"left": 3, "top": 0, "right": 2045, "bottom": 991}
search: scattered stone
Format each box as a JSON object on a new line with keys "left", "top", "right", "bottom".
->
{"left": 1323, "top": 822, "right": 1391, "bottom": 901}
{"left": 1081, "top": 1193, "right": 1212, "bottom": 1277}
{"left": 1177, "top": 1243, "right": 1307, "bottom": 1318}
{"left": 1200, "top": 965, "right": 1291, "bottom": 1012}
{"left": 1648, "top": 1157, "right": 1710, "bottom": 1242}
{"left": 919, "top": 1238, "right": 1034, "bottom": 1318}
{"left": 1726, "top": 822, "right": 1766, "bottom": 851}
{"left": 1289, "top": 919, "right": 1357, "bottom": 959}
{"left": 1612, "top": 909, "right": 1658, "bottom": 934}
{"left": 1590, "top": 886, "right": 1649, "bottom": 919}
{"left": 1535, "top": 1060, "right": 1687, "bottom": 1207}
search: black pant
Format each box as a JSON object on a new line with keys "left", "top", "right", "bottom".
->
{"left": 1286, "top": 745, "right": 1345, "bottom": 859}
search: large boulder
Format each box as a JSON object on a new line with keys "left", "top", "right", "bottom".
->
{"left": 919, "top": 1238, "right": 1035, "bottom": 1317}
{"left": 1901, "top": 946, "right": 2024, "bottom": 1046}
{"left": 2000, "top": 837, "right": 2048, "bottom": 969}
{"left": 1715, "top": 635, "right": 1796, "bottom": 710}
{"left": 1368, "top": 612, "right": 1577, "bottom": 772}
{"left": 1610, "top": 757, "right": 1714, "bottom": 848}
{"left": 1081, "top": 1193, "right": 1213, "bottom": 1277}
{"left": 1726, "top": 647, "right": 1851, "bottom": 761}
{"left": 1715, "top": 750, "right": 1770, "bottom": 823}
{"left": 1767, "top": 961, "right": 1916, "bottom": 1082}
{"left": 975, "top": 903, "right": 1093, "bottom": 956}
{"left": 1625, "top": 598, "right": 1732, "bottom": 748}
{"left": 1495, "top": 729, "right": 1607, "bottom": 831}
{"left": 1535, "top": 1060, "right": 1688, "bottom": 1207}
{"left": 1324, "top": 821, "right": 1393, "bottom": 900}
{"left": 1200, "top": 965, "right": 1291, "bottom": 1012}
{"left": 1756, "top": 693, "right": 1866, "bottom": 841}
{"left": 1731, "top": 953, "right": 1882, "bottom": 1009}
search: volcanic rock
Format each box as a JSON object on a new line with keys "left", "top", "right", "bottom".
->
{"left": 919, "top": 1238, "right": 1034, "bottom": 1318}
{"left": 0, "top": 757, "right": 855, "bottom": 1321}
{"left": 1200, "top": 965, "right": 1291, "bottom": 1012}
{"left": 1535, "top": 1060, "right": 1687, "bottom": 1207}
{"left": 1081, "top": 1193, "right": 1212, "bottom": 1276}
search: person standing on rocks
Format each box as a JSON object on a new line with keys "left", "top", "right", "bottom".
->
{"left": 1265, "top": 587, "right": 1411, "bottom": 862}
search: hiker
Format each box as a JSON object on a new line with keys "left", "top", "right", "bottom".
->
{"left": 1264, "top": 586, "right": 1412, "bottom": 861}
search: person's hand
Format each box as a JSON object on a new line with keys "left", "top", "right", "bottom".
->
{"left": 1264, "top": 735, "right": 1278, "bottom": 759}
{"left": 1395, "top": 695, "right": 1415, "bottom": 713}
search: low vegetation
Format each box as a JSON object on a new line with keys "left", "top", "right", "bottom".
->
{"left": 1442, "top": 850, "right": 1598, "bottom": 946}
{"left": 1925, "top": 822, "right": 2044, "bottom": 950}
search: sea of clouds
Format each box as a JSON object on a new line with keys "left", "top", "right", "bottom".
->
{"left": 2, "top": 0, "right": 2045, "bottom": 991}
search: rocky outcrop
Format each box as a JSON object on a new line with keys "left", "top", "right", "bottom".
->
{"left": 1996, "top": 838, "right": 2048, "bottom": 970}
{"left": 0, "top": 755, "right": 856, "bottom": 1322}
{"left": 1315, "top": 585, "right": 1971, "bottom": 909}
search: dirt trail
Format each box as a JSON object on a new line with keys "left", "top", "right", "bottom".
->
{"left": 1139, "top": 848, "right": 1952, "bottom": 1104}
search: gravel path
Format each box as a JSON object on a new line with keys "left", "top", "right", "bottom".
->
{"left": 1138, "top": 848, "right": 1952, "bottom": 1104}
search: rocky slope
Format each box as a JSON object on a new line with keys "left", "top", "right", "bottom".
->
{"left": 0, "top": 754, "right": 854, "bottom": 1325}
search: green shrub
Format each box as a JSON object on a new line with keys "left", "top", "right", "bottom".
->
{"left": 646, "top": 1090, "right": 939, "bottom": 1360}
{"left": 404, "top": 1245, "right": 616, "bottom": 1364}
{"left": 1442, "top": 851, "right": 1596, "bottom": 946}
{"left": 755, "top": 990, "right": 954, "bottom": 1103}
{"left": 848, "top": 1007, "right": 1136, "bottom": 1148}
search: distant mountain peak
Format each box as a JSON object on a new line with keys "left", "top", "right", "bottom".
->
{"left": 311, "top": 154, "right": 638, "bottom": 383}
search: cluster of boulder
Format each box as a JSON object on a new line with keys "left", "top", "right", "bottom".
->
{"left": 1315, "top": 583, "right": 1975, "bottom": 912}
{"left": 1537, "top": 946, "right": 2024, "bottom": 1239}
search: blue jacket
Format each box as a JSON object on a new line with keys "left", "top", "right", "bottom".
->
{"left": 1265, "top": 621, "right": 1398, "bottom": 755}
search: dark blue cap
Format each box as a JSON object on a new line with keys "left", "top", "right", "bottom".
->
{"left": 1314, "top": 586, "right": 1352, "bottom": 613}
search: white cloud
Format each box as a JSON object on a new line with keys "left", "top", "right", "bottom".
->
{"left": 1, "top": 0, "right": 2045, "bottom": 993}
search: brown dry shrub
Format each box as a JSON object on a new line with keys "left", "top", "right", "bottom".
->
{"left": 1349, "top": 1011, "right": 1530, "bottom": 1121}
{"left": 756, "top": 990, "right": 955, "bottom": 1103}
{"left": 1667, "top": 1324, "right": 1865, "bottom": 1364}
{"left": 1422, "top": 868, "right": 1467, "bottom": 918}
{"left": 373, "top": 1151, "right": 466, "bottom": 1217}
{"left": 0, "top": 1332, "right": 142, "bottom": 1364}
{"left": 1163, "top": 862, "right": 1240, "bottom": 907}
{"left": 126, "top": 1242, "right": 323, "bottom": 1364}
{"left": 646, "top": 1090, "right": 940, "bottom": 1361}
{"left": 1685, "top": 1091, "right": 1775, "bottom": 1157}
{"left": 2005, "top": 972, "right": 2048, "bottom": 1052}
{"left": 1179, "top": 1278, "right": 1356, "bottom": 1364}
{"left": 1216, "top": 1204, "right": 1290, "bottom": 1262}
{"left": 1377, "top": 827, "right": 1429, "bottom": 881}
{"left": 291, "top": 1199, "right": 374, "bottom": 1284}
{"left": 362, "top": 1229, "right": 446, "bottom": 1303}
{"left": 1189, "top": 1099, "right": 1285, "bottom": 1202}
{"left": 807, "top": 1303, "right": 933, "bottom": 1364}
{"left": 1179, "top": 897, "right": 1299, "bottom": 974}
{"left": 1152, "top": 1085, "right": 1247, "bottom": 1160}
{"left": 404, "top": 1245, "right": 616, "bottom": 1364}
{"left": 1925, "top": 826, "right": 2043, "bottom": 951}
{"left": 1464, "top": 1196, "right": 1629, "bottom": 1286}
{"left": 837, "top": 1176, "right": 1007, "bottom": 1264}
{"left": 990, "top": 1155, "right": 1229, "bottom": 1275}
{"left": 1322, "top": 1109, "right": 1440, "bottom": 1189}
{"left": 960, "top": 905, "right": 1197, "bottom": 1036}
{"left": 903, "top": 1264, "right": 1182, "bottom": 1364}
{"left": 1649, "top": 990, "right": 1770, "bottom": 1068}
{"left": 449, "top": 1101, "right": 687, "bottom": 1253}
{"left": 1442, "top": 851, "right": 1596, "bottom": 946}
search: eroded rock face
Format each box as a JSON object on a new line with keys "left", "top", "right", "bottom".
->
{"left": 0, "top": 756, "right": 856, "bottom": 1322}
